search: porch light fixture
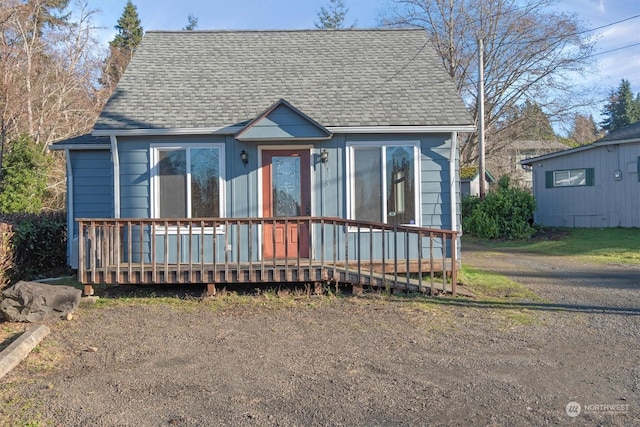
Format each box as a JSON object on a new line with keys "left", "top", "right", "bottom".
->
{"left": 240, "top": 150, "right": 248, "bottom": 166}
{"left": 320, "top": 149, "right": 329, "bottom": 164}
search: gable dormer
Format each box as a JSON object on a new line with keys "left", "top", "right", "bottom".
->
{"left": 235, "top": 99, "right": 332, "bottom": 142}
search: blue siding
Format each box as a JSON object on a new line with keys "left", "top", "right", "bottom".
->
{"left": 420, "top": 135, "right": 454, "bottom": 230}
{"left": 69, "top": 150, "right": 113, "bottom": 265}
{"left": 78, "top": 131, "right": 459, "bottom": 265}
{"left": 118, "top": 139, "right": 150, "bottom": 218}
{"left": 239, "top": 104, "right": 330, "bottom": 140}
{"left": 71, "top": 150, "right": 113, "bottom": 227}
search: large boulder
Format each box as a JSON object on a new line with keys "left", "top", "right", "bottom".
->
{"left": 0, "top": 281, "right": 81, "bottom": 322}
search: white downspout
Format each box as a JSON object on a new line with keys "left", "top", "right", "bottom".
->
{"left": 110, "top": 135, "right": 121, "bottom": 218}
{"left": 65, "top": 149, "right": 75, "bottom": 268}
{"left": 449, "top": 132, "right": 458, "bottom": 234}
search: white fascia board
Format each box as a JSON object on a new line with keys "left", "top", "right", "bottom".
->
{"left": 92, "top": 126, "right": 243, "bottom": 137}
{"left": 327, "top": 125, "right": 476, "bottom": 134}
{"left": 49, "top": 144, "right": 112, "bottom": 151}
{"left": 92, "top": 125, "right": 476, "bottom": 137}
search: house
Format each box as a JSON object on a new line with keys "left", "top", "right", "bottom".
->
{"left": 51, "top": 29, "right": 474, "bottom": 296}
{"left": 486, "top": 139, "right": 571, "bottom": 188}
{"left": 521, "top": 121, "right": 640, "bottom": 228}
{"left": 460, "top": 167, "right": 496, "bottom": 197}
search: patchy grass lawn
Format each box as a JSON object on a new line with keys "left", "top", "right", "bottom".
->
{"left": 466, "top": 227, "right": 640, "bottom": 265}
{"left": 458, "top": 265, "right": 539, "bottom": 300}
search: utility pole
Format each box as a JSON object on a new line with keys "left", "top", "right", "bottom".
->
{"left": 477, "top": 38, "right": 486, "bottom": 199}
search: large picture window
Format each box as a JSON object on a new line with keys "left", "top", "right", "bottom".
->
{"left": 153, "top": 145, "right": 224, "bottom": 218}
{"left": 349, "top": 143, "right": 419, "bottom": 226}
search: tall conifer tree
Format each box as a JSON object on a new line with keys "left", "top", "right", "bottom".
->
{"left": 101, "top": 1, "right": 143, "bottom": 91}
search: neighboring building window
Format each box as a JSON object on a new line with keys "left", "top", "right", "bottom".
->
{"left": 545, "top": 168, "right": 594, "bottom": 188}
{"left": 153, "top": 146, "right": 224, "bottom": 218}
{"left": 348, "top": 143, "right": 419, "bottom": 226}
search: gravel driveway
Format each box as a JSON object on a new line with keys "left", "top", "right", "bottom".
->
{"left": 1, "top": 242, "right": 638, "bottom": 426}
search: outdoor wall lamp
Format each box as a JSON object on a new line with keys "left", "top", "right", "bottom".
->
{"left": 320, "top": 149, "right": 329, "bottom": 164}
{"left": 240, "top": 150, "right": 248, "bottom": 166}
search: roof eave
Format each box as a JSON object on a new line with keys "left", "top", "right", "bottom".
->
{"left": 49, "top": 143, "right": 112, "bottom": 151}
{"left": 327, "top": 125, "right": 476, "bottom": 133}
{"left": 520, "top": 137, "right": 640, "bottom": 165}
{"left": 92, "top": 125, "right": 476, "bottom": 137}
{"left": 92, "top": 126, "right": 243, "bottom": 137}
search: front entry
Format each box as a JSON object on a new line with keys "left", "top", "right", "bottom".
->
{"left": 262, "top": 149, "right": 311, "bottom": 259}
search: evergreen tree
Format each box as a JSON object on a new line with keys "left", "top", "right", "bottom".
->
{"left": 183, "top": 14, "right": 198, "bottom": 31}
{"left": 111, "top": 1, "right": 144, "bottom": 53}
{"left": 315, "top": 0, "right": 355, "bottom": 29}
{"left": 24, "top": 0, "right": 71, "bottom": 37}
{"left": 600, "top": 79, "right": 640, "bottom": 132}
{"left": 569, "top": 113, "right": 600, "bottom": 145}
{"left": 0, "top": 134, "right": 49, "bottom": 214}
{"left": 493, "top": 101, "right": 556, "bottom": 141}
{"left": 101, "top": 1, "right": 143, "bottom": 90}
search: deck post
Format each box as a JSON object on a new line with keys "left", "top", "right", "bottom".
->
{"left": 451, "top": 234, "right": 457, "bottom": 296}
{"left": 352, "top": 283, "right": 363, "bottom": 296}
{"left": 206, "top": 283, "right": 217, "bottom": 297}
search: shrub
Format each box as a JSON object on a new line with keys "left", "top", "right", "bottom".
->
{"left": 0, "top": 134, "right": 50, "bottom": 214}
{"left": 462, "top": 176, "right": 536, "bottom": 240}
{"left": 0, "top": 222, "right": 14, "bottom": 290}
{"left": 2, "top": 211, "right": 68, "bottom": 281}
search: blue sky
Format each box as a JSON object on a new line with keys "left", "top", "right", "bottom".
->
{"left": 84, "top": 0, "right": 639, "bottom": 118}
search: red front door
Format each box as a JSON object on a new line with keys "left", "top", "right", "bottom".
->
{"left": 262, "top": 150, "right": 311, "bottom": 259}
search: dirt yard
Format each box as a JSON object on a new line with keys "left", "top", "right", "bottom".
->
{"left": 1, "top": 242, "right": 638, "bottom": 426}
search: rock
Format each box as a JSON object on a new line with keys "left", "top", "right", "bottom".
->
{"left": 0, "top": 281, "right": 82, "bottom": 322}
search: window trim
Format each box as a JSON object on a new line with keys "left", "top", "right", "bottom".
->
{"left": 346, "top": 141, "right": 421, "bottom": 228}
{"left": 150, "top": 143, "right": 226, "bottom": 234}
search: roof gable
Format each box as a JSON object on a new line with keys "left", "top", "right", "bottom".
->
{"left": 94, "top": 29, "right": 473, "bottom": 132}
{"left": 235, "top": 99, "right": 332, "bottom": 141}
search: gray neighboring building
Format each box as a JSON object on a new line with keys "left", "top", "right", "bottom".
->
{"left": 521, "top": 121, "right": 640, "bottom": 228}
{"left": 488, "top": 140, "right": 571, "bottom": 189}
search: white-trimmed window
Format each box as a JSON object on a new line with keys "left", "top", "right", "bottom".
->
{"left": 347, "top": 142, "right": 420, "bottom": 226}
{"left": 151, "top": 144, "right": 225, "bottom": 219}
{"left": 546, "top": 168, "right": 594, "bottom": 188}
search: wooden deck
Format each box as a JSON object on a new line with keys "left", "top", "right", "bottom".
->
{"left": 77, "top": 217, "right": 460, "bottom": 297}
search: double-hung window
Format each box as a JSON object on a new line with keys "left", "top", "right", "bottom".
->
{"left": 348, "top": 142, "right": 420, "bottom": 226}
{"left": 152, "top": 145, "right": 224, "bottom": 219}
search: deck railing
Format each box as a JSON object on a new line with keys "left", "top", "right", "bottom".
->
{"left": 76, "top": 217, "right": 458, "bottom": 296}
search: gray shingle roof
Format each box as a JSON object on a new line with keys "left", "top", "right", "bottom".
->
{"left": 49, "top": 133, "right": 110, "bottom": 149}
{"left": 599, "top": 120, "right": 640, "bottom": 142}
{"left": 94, "top": 29, "right": 472, "bottom": 131}
{"left": 520, "top": 121, "right": 640, "bottom": 165}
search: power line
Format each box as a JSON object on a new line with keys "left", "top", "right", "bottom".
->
{"left": 495, "top": 13, "right": 640, "bottom": 47}
{"left": 574, "top": 13, "right": 640, "bottom": 36}
{"left": 587, "top": 41, "right": 640, "bottom": 58}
